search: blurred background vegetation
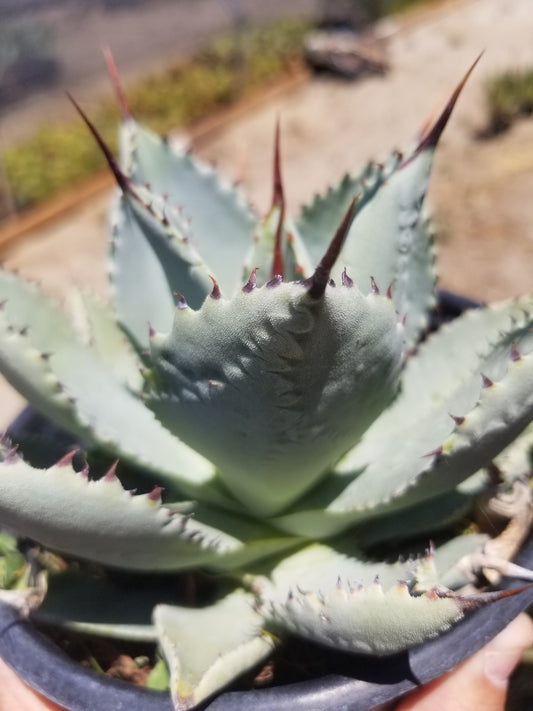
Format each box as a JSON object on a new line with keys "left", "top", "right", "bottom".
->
{"left": 0, "top": 0, "right": 471, "bottom": 219}
{"left": 484, "top": 68, "right": 533, "bottom": 134}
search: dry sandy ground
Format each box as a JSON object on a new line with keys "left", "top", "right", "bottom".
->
{"left": 2, "top": 0, "right": 533, "bottom": 425}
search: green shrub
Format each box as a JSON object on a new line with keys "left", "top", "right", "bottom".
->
{"left": 485, "top": 68, "right": 533, "bottom": 134}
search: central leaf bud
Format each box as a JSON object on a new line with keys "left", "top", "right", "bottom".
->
{"left": 149, "top": 282, "right": 404, "bottom": 516}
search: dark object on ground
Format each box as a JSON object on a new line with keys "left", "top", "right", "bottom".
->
{"left": 304, "top": 28, "right": 389, "bottom": 79}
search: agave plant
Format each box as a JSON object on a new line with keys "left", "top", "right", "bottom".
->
{"left": 1, "top": 57, "right": 533, "bottom": 710}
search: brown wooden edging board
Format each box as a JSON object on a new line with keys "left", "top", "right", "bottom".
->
{"left": 0, "top": 67, "right": 310, "bottom": 256}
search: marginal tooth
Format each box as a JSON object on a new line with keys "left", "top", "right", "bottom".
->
{"left": 147, "top": 485, "right": 164, "bottom": 502}
{"left": 55, "top": 450, "right": 79, "bottom": 467}
{"left": 266, "top": 274, "right": 283, "bottom": 288}
{"left": 450, "top": 413, "right": 465, "bottom": 426}
{"left": 395, "top": 580, "right": 411, "bottom": 597}
{"left": 242, "top": 268, "right": 259, "bottom": 293}
{"left": 511, "top": 343, "right": 522, "bottom": 362}
{"left": 4, "top": 445, "right": 19, "bottom": 462}
{"left": 424, "top": 589, "right": 440, "bottom": 601}
{"left": 209, "top": 275, "right": 222, "bottom": 300}
{"left": 102, "top": 460, "right": 119, "bottom": 482}
{"left": 341, "top": 267, "right": 353, "bottom": 287}
{"left": 370, "top": 276, "right": 380, "bottom": 294}
{"left": 173, "top": 292, "right": 188, "bottom": 310}
{"left": 181, "top": 512, "right": 194, "bottom": 527}
{"left": 386, "top": 283, "right": 393, "bottom": 300}
{"left": 422, "top": 445, "right": 444, "bottom": 460}
{"left": 481, "top": 373, "right": 494, "bottom": 388}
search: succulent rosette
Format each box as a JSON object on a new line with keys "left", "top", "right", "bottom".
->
{"left": 1, "top": 58, "right": 533, "bottom": 710}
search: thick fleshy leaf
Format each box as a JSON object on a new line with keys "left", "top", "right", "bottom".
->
{"left": 154, "top": 589, "right": 274, "bottom": 711}
{"left": 70, "top": 97, "right": 212, "bottom": 349}
{"left": 0, "top": 453, "right": 231, "bottom": 571}
{"left": 296, "top": 161, "right": 393, "bottom": 265}
{"left": 257, "top": 537, "right": 487, "bottom": 597}
{"left": 148, "top": 282, "right": 403, "bottom": 516}
{"left": 329, "top": 60, "right": 481, "bottom": 345}
{"left": 0, "top": 451, "right": 299, "bottom": 572}
{"left": 256, "top": 537, "right": 491, "bottom": 656}
{"left": 77, "top": 292, "right": 143, "bottom": 390}
{"left": 120, "top": 118, "right": 257, "bottom": 295}
{"left": 72, "top": 101, "right": 254, "bottom": 348}
{"left": 335, "top": 148, "right": 437, "bottom": 347}
{"left": 297, "top": 148, "right": 436, "bottom": 348}
{"left": 332, "top": 298, "right": 533, "bottom": 514}
{"left": 264, "top": 585, "right": 463, "bottom": 655}
{"left": 271, "top": 298, "right": 533, "bottom": 537}
{"left": 297, "top": 59, "right": 480, "bottom": 347}
{"left": 0, "top": 270, "right": 214, "bottom": 491}
{"left": 109, "top": 191, "right": 213, "bottom": 350}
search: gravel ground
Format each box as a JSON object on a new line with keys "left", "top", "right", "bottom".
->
{"left": 2, "top": 0, "right": 533, "bottom": 424}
